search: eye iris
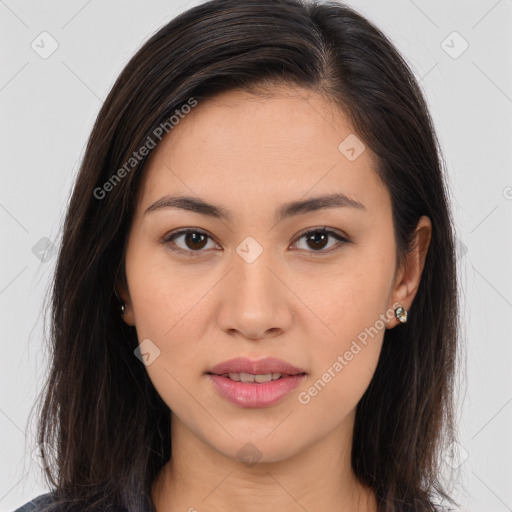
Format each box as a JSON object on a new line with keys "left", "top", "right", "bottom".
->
{"left": 307, "top": 231, "right": 328, "bottom": 250}
{"left": 185, "top": 232, "right": 207, "bottom": 250}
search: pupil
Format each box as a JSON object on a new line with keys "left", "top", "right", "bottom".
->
{"left": 308, "top": 232, "right": 328, "bottom": 250}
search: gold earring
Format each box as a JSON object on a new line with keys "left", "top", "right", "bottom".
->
{"left": 395, "top": 305, "right": 408, "bottom": 323}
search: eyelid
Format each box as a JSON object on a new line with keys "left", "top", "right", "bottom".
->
{"left": 293, "top": 226, "right": 350, "bottom": 243}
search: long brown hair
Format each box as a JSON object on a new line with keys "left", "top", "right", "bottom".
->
{"left": 29, "top": 1, "right": 461, "bottom": 510}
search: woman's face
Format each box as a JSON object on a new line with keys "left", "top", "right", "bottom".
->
{"left": 119, "top": 85, "right": 425, "bottom": 463}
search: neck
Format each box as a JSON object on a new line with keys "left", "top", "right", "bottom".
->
{"left": 151, "top": 411, "right": 378, "bottom": 512}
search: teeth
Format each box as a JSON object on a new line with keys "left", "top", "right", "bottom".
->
{"left": 254, "top": 374, "right": 272, "bottom": 383}
{"left": 225, "top": 372, "right": 283, "bottom": 382}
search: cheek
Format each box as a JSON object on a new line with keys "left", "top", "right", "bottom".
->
{"left": 294, "top": 246, "right": 393, "bottom": 408}
{"left": 126, "top": 240, "right": 210, "bottom": 338}
{"left": 126, "top": 260, "right": 208, "bottom": 415}
{"left": 295, "top": 241, "right": 393, "bottom": 342}
{"left": 124, "top": 244, "right": 212, "bottom": 400}
{"left": 297, "top": 290, "right": 387, "bottom": 423}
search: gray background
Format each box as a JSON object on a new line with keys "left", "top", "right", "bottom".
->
{"left": 1, "top": 1, "right": 511, "bottom": 511}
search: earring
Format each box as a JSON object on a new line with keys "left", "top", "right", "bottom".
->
{"left": 114, "top": 288, "right": 126, "bottom": 315}
{"left": 395, "top": 305, "right": 408, "bottom": 323}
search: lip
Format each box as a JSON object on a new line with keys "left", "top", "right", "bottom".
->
{"left": 207, "top": 374, "right": 306, "bottom": 408}
{"left": 206, "top": 357, "right": 307, "bottom": 408}
{"left": 207, "top": 357, "right": 306, "bottom": 376}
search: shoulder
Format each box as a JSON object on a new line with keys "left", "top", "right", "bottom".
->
{"left": 12, "top": 492, "right": 59, "bottom": 512}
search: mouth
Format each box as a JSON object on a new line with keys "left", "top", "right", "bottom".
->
{"left": 206, "top": 357, "right": 307, "bottom": 408}
{"left": 206, "top": 371, "right": 306, "bottom": 382}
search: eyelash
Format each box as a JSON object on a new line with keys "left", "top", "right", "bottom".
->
{"left": 161, "top": 227, "right": 350, "bottom": 256}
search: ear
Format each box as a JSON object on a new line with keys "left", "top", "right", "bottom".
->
{"left": 387, "top": 215, "right": 432, "bottom": 328}
{"left": 115, "top": 273, "right": 136, "bottom": 327}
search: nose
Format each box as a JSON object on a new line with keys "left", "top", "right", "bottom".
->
{"left": 216, "top": 246, "right": 293, "bottom": 341}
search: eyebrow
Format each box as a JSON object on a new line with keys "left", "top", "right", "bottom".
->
{"left": 144, "top": 193, "right": 366, "bottom": 222}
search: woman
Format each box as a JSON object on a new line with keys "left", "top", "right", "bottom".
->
{"left": 15, "top": 0, "right": 460, "bottom": 511}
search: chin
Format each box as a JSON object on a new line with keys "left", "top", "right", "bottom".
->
{"left": 204, "top": 430, "right": 307, "bottom": 467}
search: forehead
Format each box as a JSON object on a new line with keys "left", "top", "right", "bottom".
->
{"left": 137, "top": 86, "right": 388, "bottom": 218}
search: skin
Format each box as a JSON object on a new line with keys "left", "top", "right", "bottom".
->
{"left": 117, "top": 85, "right": 431, "bottom": 512}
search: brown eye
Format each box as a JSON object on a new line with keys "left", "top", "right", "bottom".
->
{"left": 293, "top": 228, "right": 349, "bottom": 253}
{"left": 162, "top": 229, "right": 218, "bottom": 254}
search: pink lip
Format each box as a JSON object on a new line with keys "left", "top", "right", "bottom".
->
{"left": 207, "top": 374, "right": 306, "bottom": 408}
{"left": 206, "top": 357, "right": 307, "bottom": 408}
{"left": 207, "top": 357, "right": 306, "bottom": 376}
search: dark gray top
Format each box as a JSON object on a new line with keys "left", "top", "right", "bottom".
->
{"left": 12, "top": 492, "right": 156, "bottom": 512}
{"left": 14, "top": 491, "right": 456, "bottom": 511}
{"left": 12, "top": 492, "right": 57, "bottom": 512}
